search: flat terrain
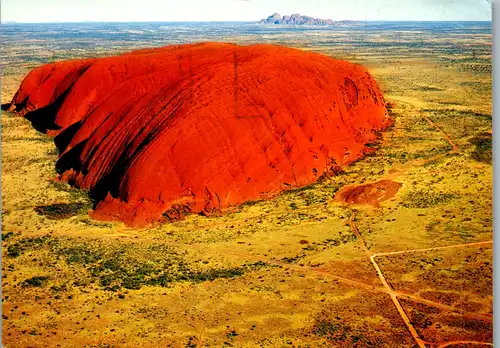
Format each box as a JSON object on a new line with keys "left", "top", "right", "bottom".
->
{"left": 1, "top": 22, "right": 492, "bottom": 347}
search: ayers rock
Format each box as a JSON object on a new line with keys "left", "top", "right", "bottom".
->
{"left": 6, "top": 42, "right": 392, "bottom": 227}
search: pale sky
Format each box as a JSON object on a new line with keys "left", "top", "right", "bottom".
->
{"left": 0, "top": 0, "right": 492, "bottom": 23}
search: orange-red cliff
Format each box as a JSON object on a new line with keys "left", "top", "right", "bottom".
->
{"left": 7, "top": 42, "right": 392, "bottom": 226}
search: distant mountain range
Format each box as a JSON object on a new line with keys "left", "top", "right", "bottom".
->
{"left": 259, "top": 13, "right": 339, "bottom": 26}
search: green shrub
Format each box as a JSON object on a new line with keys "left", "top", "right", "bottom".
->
{"left": 401, "top": 189, "right": 457, "bottom": 208}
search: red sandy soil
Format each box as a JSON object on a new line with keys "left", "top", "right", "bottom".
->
{"left": 334, "top": 180, "right": 402, "bottom": 207}
{"left": 6, "top": 42, "right": 392, "bottom": 226}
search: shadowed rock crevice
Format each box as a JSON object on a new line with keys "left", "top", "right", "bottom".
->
{"left": 24, "top": 93, "right": 67, "bottom": 133}
{"left": 54, "top": 120, "right": 83, "bottom": 153}
{"left": 1, "top": 103, "right": 14, "bottom": 111}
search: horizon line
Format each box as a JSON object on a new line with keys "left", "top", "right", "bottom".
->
{"left": 1, "top": 19, "right": 492, "bottom": 24}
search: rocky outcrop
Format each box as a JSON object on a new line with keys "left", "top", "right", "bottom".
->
{"left": 259, "top": 13, "right": 335, "bottom": 25}
{"left": 7, "top": 42, "right": 391, "bottom": 227}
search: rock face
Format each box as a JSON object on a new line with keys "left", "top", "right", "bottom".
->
{"left": 8, "top": 42, "right": 392, "bottom": 227}
{"left": 259, "top": 13, "right": 335, "bottom": 25}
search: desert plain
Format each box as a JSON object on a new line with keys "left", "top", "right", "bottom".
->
{"left": 0, "top": 21, "right": 492, "bottom": 347}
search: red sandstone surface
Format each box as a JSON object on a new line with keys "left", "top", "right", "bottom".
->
{"left": 7, "top": 42, "right": 392, "bottom": 226}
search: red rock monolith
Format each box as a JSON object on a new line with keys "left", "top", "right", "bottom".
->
{"left": 8, "top": 42, "right": 392, "bottom": 226}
